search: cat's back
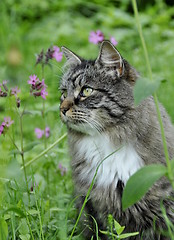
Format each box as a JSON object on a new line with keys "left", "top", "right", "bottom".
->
{"left": 134, "top": 97, "right": 174, "bottom": 164}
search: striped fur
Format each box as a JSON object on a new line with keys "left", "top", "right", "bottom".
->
{"left": 60, "top": 41, "right": 174, "bottom": 239}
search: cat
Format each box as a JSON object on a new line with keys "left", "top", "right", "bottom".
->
{"left": 59, "top": 40, "right": 174, "bottom": 239}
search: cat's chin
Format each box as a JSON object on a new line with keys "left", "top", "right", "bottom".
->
{"left": 68, "top": 122, "right": 100, "bottom": 136}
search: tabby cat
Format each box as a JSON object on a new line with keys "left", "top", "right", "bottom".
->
{"left": 60, "top": 40, "right": 174, "bottom": 239}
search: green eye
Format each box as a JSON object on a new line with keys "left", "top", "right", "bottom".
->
{"left": 82, "top": 87, "right": 93, "bottom": 97}
{"left": 62, "top": 90, "right": 67, "bottom": 98}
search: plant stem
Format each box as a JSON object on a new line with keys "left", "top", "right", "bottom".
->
{"left": 34, "top": 191, "right": 44, "bottom": 240}
{"left": 21, "top": 133, "right": 67, "bottom": 169}
{"left": 132, "top": 0, "right": 153, "bottom": 80}
{"left": 25, "top": 211, "right": 35, "bottom": 240}
{"left": 7, "top": 132, "right": 20, "bottom": 152}
{"left": 153, "top": 94, "right": 173, "bottom": 183}
{"left": 131, "top": 0, "right": 172, "bottom": 184}
{"left": 19, "top": 111, "right": 30, "bottom": 203}
{"left": 11, "top": 212, "right": 15, "bottom": 240}
{"left": 41, "top": 63, "right": 47, "bottom": 149}
{"left": 69, "top": 148, "right": 121, "bottom": 240}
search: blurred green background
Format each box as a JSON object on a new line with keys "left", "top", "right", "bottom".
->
{"left": 0, "top": 0, "right": 174, "bottom": 239}
{"left": 1, "top": 0, "right": 174, "bottom": 117}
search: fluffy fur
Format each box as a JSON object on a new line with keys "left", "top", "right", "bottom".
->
{"left": 60, "top": 41, "right": 174, "bottom": 239}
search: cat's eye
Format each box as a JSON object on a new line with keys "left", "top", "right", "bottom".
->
{"left": 81, "top": 87, "right": 93, "bottom": 97}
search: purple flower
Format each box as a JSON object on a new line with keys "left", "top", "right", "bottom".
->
{"left": 35, "top": 49, "right": 44, "bottom": 65}
{"left": 0, "top": 82, "right": 8, "bottom": 97}
{"left": 28, "top": 74, "right": 38, "bottom": 86}
{"left": 52, "top": 46, "right": 63, "bottom": 62}
{"left": 4, "top": 117, "right": 14, "bottom": 127}
{"left": 35, "top": 128, "right": 44, "bottom": 139}
{"left": 30, "top": 182, "right": 36, "bottom": 192}
{"left": 45, "top": 127, "right": 50, "bottom": 138}
{"left": 35, "top": 126, "right": 50, "bottom": 139}
{"left": 0, "top": 117, "right": 14, "bottom": 136}
{"left": 3, "top": 80, "right": 8, "bottom": 85}
{"left": 40, "top": 87, "right": 48, "bottom": 100}
{"left": 28, "top": 75, "right": 48, "bottom": 100}
{"left": 10, "top": 86, "right": 21, "bottom": 97}
{"left": 89, "top": 30, "right": 104, "bottom": 44}
{"left": 58, "top": 163, "right": 67, "bottom": 176}
{"left": 0, "top": 124, "right": 4, "bottom": 136}
{"left": 110, "top": 36, "right": 118, "bottom": 46}
{"left": 16, "top": 97, "right": 21, "bottom": 108}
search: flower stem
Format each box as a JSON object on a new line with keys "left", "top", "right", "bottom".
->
{"left": 41, "top": 63, "right": 47, "bottom": 149}
{"left": 132, "top": 0, "right": 153, "bottom": 81}
{"left": 153, "top": 94, "right": 173, "bottom": 183}
{"left": 21, "top": 133, "right": 67, "bottom": 169}
{"left": 19, "top": 110, "right": 30, "bottom": 203}
{"left": 7, "top": 132, "right": 20, "bottom": 152}
{"left": 131, "top": 0, "right": 173, "bottom": 184}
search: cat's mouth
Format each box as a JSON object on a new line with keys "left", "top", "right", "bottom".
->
{"left": 60, "top": 110, "right": 104, "bottom": 135}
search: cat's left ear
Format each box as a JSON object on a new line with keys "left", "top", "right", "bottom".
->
{"left": 61, "top": 46, "right": 81, "bottom": 67}
{"left": 96, "top": 40, "right": 124, "bottom": 77}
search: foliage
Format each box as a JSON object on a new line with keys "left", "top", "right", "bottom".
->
{"left": 100, "top": 214, "right": 139, "bottom": 239}
{"left": 122, "top": 164, "right": 167, "bottom": 210}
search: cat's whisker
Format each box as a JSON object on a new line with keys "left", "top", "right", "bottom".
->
{"left": 72, "top": 112, "right": 104, "bottom": 130}
{"left": 88, "top": 118, "right": 103, "bottom": 132}
{"left": 70, "top": 113, "right": 103, "bottom": 133}
{"left": 49, "top": 62, "right": 65, "bottom": 73}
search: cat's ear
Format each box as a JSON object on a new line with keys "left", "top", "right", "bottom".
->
{"left": 61, "top": 46, "right": 81, "bottom": 67}
{"left": 96, "top": 40, "right": 124, "bottom": 77}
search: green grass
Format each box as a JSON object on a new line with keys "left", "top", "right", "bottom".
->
{"left": 0, "top": 0, "right": 174, "bottom": 239}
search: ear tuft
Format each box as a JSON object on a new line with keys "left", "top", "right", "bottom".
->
{"left": 61, "top": 47, "right": 81, "bottom": 67}
{"left": 96, "top": 40, "right": 124, "bottom": 77}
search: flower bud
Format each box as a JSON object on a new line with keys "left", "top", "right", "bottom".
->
{"left": 16, "top": 97, "right": 21, "bottom": 108}
{"left": 33, "top": 91, "right": 41, "bottom": 97}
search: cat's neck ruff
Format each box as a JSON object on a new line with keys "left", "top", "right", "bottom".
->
{"left": 75, "top": 133, "right": 144, "bottom": 187}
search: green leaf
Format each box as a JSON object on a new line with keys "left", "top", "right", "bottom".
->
{"left": 122, "top": 164, "right": 167, "bottom": 210}
{"left": 4, "top": 207, "right": 25, "bottom": 218}
{"left": 19, "top": 219, "right": 29, "bottom": 235}
{"left": 118, "top": 232, "right": 139, "bottom": 239}
{"left": 27, "top": 209, "right": 38, "bottom": 216}
{"left": 99, "top": 230, "right": 110, "bottom": 236}
{"left": 23, "top": 141, "right": 40, "bottom": 153}
{"left": 117, "top": 226, "right": 125, "bottom": 235}
{"left": 170, "top": 158, "right": 174, "bottom": 170}
{"left": 107, "top": 214, "right": 113, "bottom": 226}
{"left": 19, "top": 234, "right": 30, "bottom": 240}
{"left": 10, "top": 141, "right": 40, "bottom": 155}
{"left": 133, "top": 77, "right": 165, "bottom": 106}
{"left": 0, "top": 218, "right": 8, "bottom": 240}
{"left": 114, "top": 219, "right": 125, "bottom": 235}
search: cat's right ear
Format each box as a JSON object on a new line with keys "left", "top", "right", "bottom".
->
{"left": 96, "top": 40, "right": 124, "bottom": 77}
{"left": 61, "top": 47, "right": 81, "bottom": 67}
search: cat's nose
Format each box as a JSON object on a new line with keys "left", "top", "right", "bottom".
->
{"left": 61, "top": 107, "right": 69, "bottom": 116}
{"left": 60, "top": 99, "right": 74, "bottom": 116}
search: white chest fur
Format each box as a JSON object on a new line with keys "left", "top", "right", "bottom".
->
{"left": 75, "top": 134, "right": 144, "bottom": 187}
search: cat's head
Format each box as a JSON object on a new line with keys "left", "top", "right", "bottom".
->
{"left": 60, "top": 40, "right": 138, "bottom": 135}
